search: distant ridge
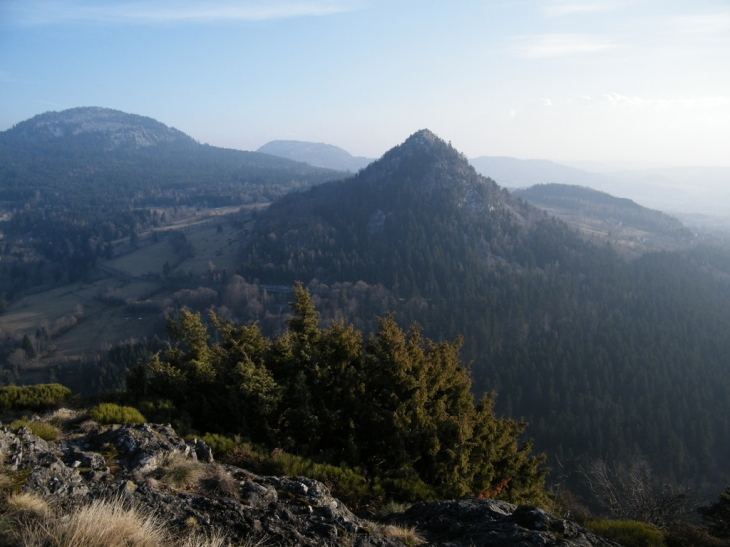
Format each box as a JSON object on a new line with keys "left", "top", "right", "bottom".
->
{"left": 513, "top": 183, "right": 693, "bottom": 254}
{"left": 257, "top": 139, "right": 374, "bottom": 172}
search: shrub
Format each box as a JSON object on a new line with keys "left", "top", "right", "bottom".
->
{"left": 664, "top": 524, "right": 730, "bottom": 547}
{"left": 200, "top": 434, "right": 236, "bottom": 458}
{"left": 0, "top": 384, "right": 71, "bottom": 410}
{"left": 10, "top": 417, "right": 61, "bottom": 441}
{"left": 223, "top": 443, "right": 387, "bottom": 508}
{"left": 586, "top": 519, "right": 666, "bottom": 547}
{"left": 90, "top": 403, "right": 146, "bottom": 425}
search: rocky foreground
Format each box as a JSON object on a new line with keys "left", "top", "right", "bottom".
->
{"left": 0, "top": 417, "right": 619, "bottom": 546}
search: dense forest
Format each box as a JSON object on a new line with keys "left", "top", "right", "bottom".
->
{"left": 236, "top": 130, "right": 730, "bottom": 493}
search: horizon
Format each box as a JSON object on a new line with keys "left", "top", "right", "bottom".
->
{"left": 1, "top": 0, "right": 729, "bottom": 168}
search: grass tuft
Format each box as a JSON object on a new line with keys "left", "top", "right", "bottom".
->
{"left": 200, "top": 465, "right": 240, "bottom": 500}
{"left": 158, "top": 454, "right": 205, "bottom": 490}
{"left": 4, "top": 492, "right": 50, "bottom": 521}
{"left": 16, "top": 497, "right": 167, "bottom": 547}
{"left": 378, "top": 524, "right": 426, "bottom": 546}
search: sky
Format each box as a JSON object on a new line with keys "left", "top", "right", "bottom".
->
{"left": 1, "top": 0, "right": 729, "bottom": 167}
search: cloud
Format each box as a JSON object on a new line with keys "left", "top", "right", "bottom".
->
{"left": 540, "top": 98, "right": 553, "bottom": 107}
{"left": 513, "top": 33, "right": 617, "bottom": 58}
{"left": 5, "top": 0, "right": 359, "bottom": 26}
{"left": 574, "top": 93, "right": 730, "bottom": 109}
{"left": 668, "top": 12, "right": 730, "bottom": 37}
{"left": 542, "top": 1, "right": 612, "bottom": 18}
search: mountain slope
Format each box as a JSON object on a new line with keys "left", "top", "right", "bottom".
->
{"left": 240, "top": 129, "right": 730, "bottom": 493}
{"left": 513, "top": 183, "right": 694, "bottom": 254}
{"left": 257, "top": 139, "right": 374, "bottom": 171}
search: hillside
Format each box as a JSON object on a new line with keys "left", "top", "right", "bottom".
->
{"left": 513, "top": 183, "right": 694, "bottom": 255}
{"left": 0, "top": 107, "right": 344, "bottom": 295}
{"left": 257, "top": 139, "right": 374, "bottom": 172}
{"left": 239, "top": 129, "right": 730, "bottom": 493}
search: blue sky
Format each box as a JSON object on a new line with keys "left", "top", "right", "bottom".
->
{"left": 1, "top": 0, "right": 729, "bottom": 166}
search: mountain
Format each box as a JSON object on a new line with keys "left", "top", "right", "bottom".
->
{"left": 513, "top": 183, "right": 694, "bottom": 255}
{"left": 240, "top": 129, "right": 730, "bottom": 493}
{"left": 3, "top": 106, "right": 194, "bottom": 149}
{"left": 0, "top": 107, "right": 345, "bottom": 285}
{"left": 257, "top": 139, "right": 374, "bottom": 171}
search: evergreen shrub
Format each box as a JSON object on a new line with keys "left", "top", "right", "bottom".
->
{"left": 90, "top": 403, "right": 146, "bottom": 425}
{"left": 0, "top": 384, "right": 71, "bottom": 410}
{"left": 586, "top": 519, "right": 665, "bottom": 547}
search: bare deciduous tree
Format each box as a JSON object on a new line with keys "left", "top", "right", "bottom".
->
{"left": 582, "top": 456, "right": 691, "bottom": 529}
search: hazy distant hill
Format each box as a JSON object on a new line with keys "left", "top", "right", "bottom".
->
{"left": 241, "top": 129, "right": 730, "bottom": 492}
{"left": 471, "top": 155, "right": 730, "bottom": 219}
{"left": 257, "top": 140, "right": 374, "bottom": 172}
{"left": 469, "top": 155, "right": 614, "bottom": 189}
{"left": 513, "top": 183, "right": 694, "bottom": 254}
{"left": 0, "top": 107, "right": 346, "bottom": 211}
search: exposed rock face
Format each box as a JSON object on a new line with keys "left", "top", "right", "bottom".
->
{"left": 399, "top": 499, "right": 621, "bottom": 546}
{"left": 0, "top": 421, "right": 617, "bottom": 546}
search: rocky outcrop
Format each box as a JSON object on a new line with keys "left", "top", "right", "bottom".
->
{"left": 0, "top": 420, "right": 618, "bottom": 546}
{"left": 398, "top": 499, "right": 621, "bottom": 546}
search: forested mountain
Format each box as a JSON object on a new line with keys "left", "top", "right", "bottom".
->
{"left": 257, "top": 139, "right": 374, "bottom": 171}
{"left": 240, "top": 129, "right": 730, "bottom": 493}
{"left": 0, "top": 107, "right": 343, "bottom": 290}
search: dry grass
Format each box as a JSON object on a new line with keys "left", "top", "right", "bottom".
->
{"left": 177, "top": 529, "right": 231, "bottom": 547}
{"left": 158, "top": 454, "right": 206, "bottom": 490}
{"left": 200, "top": 465, "right": 240, "bottom": 500}
{"left": 375, "top": 500, "right": 412, "bottom": 519}
{"left": 47, "top": 408, "right": 82, "bottom": 429}
{"left": 4, "top": 493, "right": 50, "bottom": 521}
{"left": 16, "top": 497, "right": 167, "bottom": 547}
{"left": 378, "top": 524, "right": 426, "bottom": 546}
{"left": 4, "top": 496, "right": 246, "bottom": 547}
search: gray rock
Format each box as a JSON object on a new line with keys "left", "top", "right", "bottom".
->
{"left": 0, "top": 421, "right": 620, "bottom": 547}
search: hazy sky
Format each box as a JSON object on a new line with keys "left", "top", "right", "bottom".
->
{"left": 1, "top": 0, "right": 729, "bottom": 166}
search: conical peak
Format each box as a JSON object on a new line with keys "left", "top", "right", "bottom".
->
{"left": 403, "top": 129, "right": 441, "bottom": 149}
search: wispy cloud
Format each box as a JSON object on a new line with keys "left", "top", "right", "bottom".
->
{"left": 669, "top": 12, "right": 730, "bottom": 35}
{"left": 574, "top": 93, "right": 730, "bottom": 109}
{"left": 5, "top": 0, "right": 359, "bottom": 26}
{"left": 542, "top": 1, "right": 612, "bottom": 18}
{"left": 512, "top": 34, "right": 617, "bottom": 58}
